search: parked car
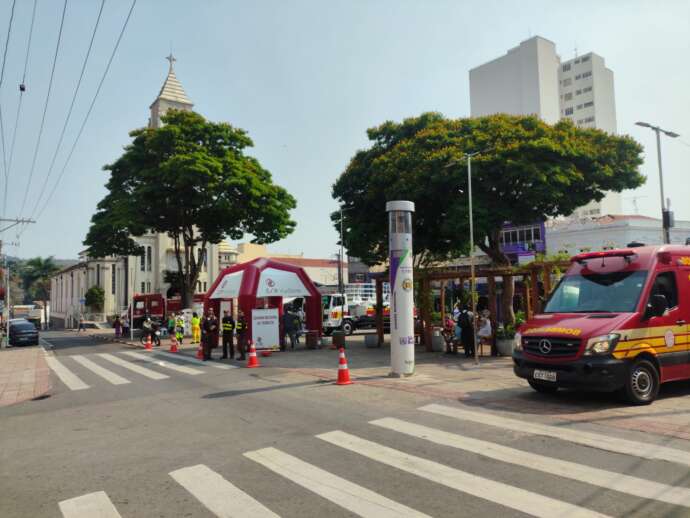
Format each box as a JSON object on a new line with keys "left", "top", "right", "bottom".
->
{"left": 9, "top": 319, "right": 39, "bottom": 346}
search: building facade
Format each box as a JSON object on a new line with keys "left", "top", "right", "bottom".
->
{"left": 470, "top": 36, "right": 561, "bottom": 124}
{"left": 546, "top": 215, "right": 690, "bottom": 256}
{"left": 470, "top": 37, "right": 619, "bottom": 219}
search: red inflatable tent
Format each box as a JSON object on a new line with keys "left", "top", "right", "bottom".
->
{"left": 204, "top": 258, "right": 323, "bottom": 343}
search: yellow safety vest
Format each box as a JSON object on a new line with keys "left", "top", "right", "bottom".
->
{"left": 191, "top": 317, "right": 200, "bottom": 327}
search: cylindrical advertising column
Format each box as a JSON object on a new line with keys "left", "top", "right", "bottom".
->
{"left": 386, "top": 200, "right": 415, "bottom": 377}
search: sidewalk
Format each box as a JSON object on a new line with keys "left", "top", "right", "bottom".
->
{"left": 0, "top": 346, "right": 51, "bottom": 407}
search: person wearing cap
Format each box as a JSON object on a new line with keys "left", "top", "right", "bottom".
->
{"left": 221, "top": 310, "right": 235, "bottom": 360}
{"left": 201, "top": 308, "right": 218, "bottom": 361}
{"left": 235, "top": 310, "right": 248, "bottom": 361}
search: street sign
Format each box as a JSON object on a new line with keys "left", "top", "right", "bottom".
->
{"left": 79, "top": 298, "right": 86, "bottom": 305}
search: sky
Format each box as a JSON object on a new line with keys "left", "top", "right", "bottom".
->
{"left": 0, "top": 0, "right": 688, "bottom": 260}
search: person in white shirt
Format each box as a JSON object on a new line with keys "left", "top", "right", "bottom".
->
{"left": 477, "top": 309, "right": 493, "bottom": 352}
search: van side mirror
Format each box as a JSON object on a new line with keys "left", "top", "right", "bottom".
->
{"left": 646, "top": 294, "right": 669, "bottom": 318}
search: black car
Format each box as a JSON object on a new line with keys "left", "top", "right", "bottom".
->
{"left": 9, "top": 320, "right": 39, "bottom": 346}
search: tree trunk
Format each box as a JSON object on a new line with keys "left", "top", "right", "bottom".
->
{"left": 478, "top": 229, "right": 516, "bottom": 326}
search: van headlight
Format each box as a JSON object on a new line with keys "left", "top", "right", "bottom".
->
{"left": 513, "top": 332, "right": 523, "bottom": 351}
{"left": 584, "top": 333, "right": 620, "bottom": 356}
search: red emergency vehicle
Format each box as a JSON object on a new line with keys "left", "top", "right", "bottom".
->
{"left": 513, "top": 245, "right": 690, "bottom": 404}
{"left": 128, "top": 293, "right": 205, "bottom": 327}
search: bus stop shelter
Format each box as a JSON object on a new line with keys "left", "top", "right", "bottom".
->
{"left": 205, "top": 258, "right": 323, "bottom": 347}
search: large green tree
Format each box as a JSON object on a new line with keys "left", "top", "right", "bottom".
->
{"left": 21, "top": 256, "right": 60, "bottom": 325}
{"left": 85, "top": 110, "right": 297, "bottom": 306}
{"left": 333, "top": 113, "right": 644, "bottom": 323}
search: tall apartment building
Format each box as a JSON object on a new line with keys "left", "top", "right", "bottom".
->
{"left": 469, "top": 37, "right": 560, "bottom": 124}
{"left": 470, "top": 37, "right": 619, "bottom": 219}
{"left": 558, "top": 52, "right": 619, "bottom": 217}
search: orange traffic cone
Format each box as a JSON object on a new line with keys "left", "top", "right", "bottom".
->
{"left": 145, "top": 334, "right": 152, "bottom": 350}
{"left": 246, "top": 342, "right": 260, "bottom": 368}
{"left": 169, "top": 335, "right": 178, "bottom": 353}
{"left": 336, "top": 347, "right": 352, "bottom": 385}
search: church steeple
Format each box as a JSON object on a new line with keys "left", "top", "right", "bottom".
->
{"left": 149, "top": 54, "right": 193, "bottom": 128}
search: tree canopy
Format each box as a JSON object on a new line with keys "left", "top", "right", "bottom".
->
{"left": 333, "top": 113, "right": 645, "bottom": 267}
{"left": 85, "top": 110, "right": 296, "bottom": 305}
{"left": 333, "top": 113, "right": 645, "bottom": 323}
{"left": 21, "top": 256, "right": 59, "bottom": 304}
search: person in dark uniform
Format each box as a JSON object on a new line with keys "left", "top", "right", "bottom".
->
{"left": 201, "top": 308, "right": 218, "bottom": 361}
{"left": 221, "top": 310, "right": 235, "bottom": 360}
{"left": 235, "top": 310, "right": 248, "bottom": 361}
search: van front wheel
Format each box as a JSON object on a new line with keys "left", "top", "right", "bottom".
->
{"left": 624, "top": 359, "right": 659, "bottom": 405}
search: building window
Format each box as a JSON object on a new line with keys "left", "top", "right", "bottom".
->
{"left": 584, "top": 101, "right": 594, "bottom": 108}
{"left": 197, "top": 281, "right": 201, "bottom": 292}
{"left": 564, "top": 92, "right": 573, "bottom": 101}
{"left": 576, "top": 104, "right": 583, "bottom": 110}
{"left": 197, "top": 248, "right": 207, "bottom": 272}
{"left": 562, "top": 63, "right": 571, "bottom": 72}
{"left": 203, "top": 281, "right": 207, "bottom": 292}
{"left": 140, "top": 251, "right": 145, "bottom": 272}
{"left": 562, "top": 78, "right": 572, "bottom": 87}
{"left": 141, "top": 282, "right": 146, "bottom": 293}
{"left": 584, "top": 116, "right": 595, "bottom": 123}
{"left": 582, "top": 71, "right": 592, "bottom": 78}
{"left": 575, "top": 89, "right": 582, "bottom": 95}
{"left": 575, "top": 74, "right": 581, "bottom": 80}
{"left": 581, "top": 55, "right": 590, "bottom": 62}
{"left": 564, "top": 107, "right": 574, "bottom": 116}
{"left": 533, "top": 226, "right": 541, "bottom": 240}
{"left": 147, "top": 246, "right": 152, "bottom": 272}
{"left": 146, "top": 281, "right": 151, "bottom": 293}
{"left": 111, "top": 266, "right": 116, "bottom": 295}
{"left": 574, "top": 58, "right": 580, "bottom": 64}
{"left": 583, "top": 86, "right": 592, "bottom": 93}
{"left": 96, "top": 264, "right": 101, "bottom": 287}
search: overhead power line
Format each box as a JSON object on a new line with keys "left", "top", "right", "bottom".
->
{"left": 0, "top": 0, "right": 18, "bottom": 216}
{"left": 32, "top": 0, "right": 138, "bottom": 225}
{"left": 18, "top": 0, "right": 68, "bottom": 219}
{"left": 31, "top": 0, "right": 106, "bottom": 218}
{"left": 5, "top": 0, "right": 38, "bottom": 221}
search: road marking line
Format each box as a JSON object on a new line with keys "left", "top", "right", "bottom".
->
{"left": 373, "top": 417, "right": 690, "bottom": 508}
{"left": 71, "top": 355, "right": 130, "bottom": 385}
{"left": 97, "top": 353, "right": 169, "bottom": 380}
{"left": 44, "top": 355, "right": 89, "bottom": 391}
{"left": 170, "top": 464, "right": 279, "bottom": 518}
{"left": 152, "top": 350, "right": 235, "bottom": 369}
{"left": 245, "top": 447, "right": 430, "bottom": 518}
{"left": 58, "top": 490, "right": 122, "bottom": 518}
{"left": 317, "top": 431, "right": 609, "bottom": 518}
{"left": 421, "top": 403, "right": 690, "bottom": 467}
{"left": 122, "top": 351, "right": 203, "bottom": 375}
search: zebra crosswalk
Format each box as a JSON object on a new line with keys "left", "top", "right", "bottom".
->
{"left": 43, "top": 349, "right": 237, "bottom": 392}
{"left": 56, "top": 403, "right": 690, "bottom": 517}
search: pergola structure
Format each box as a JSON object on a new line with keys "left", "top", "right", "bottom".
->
{"left": 373, "top": 260, "right": 570, "bottom": 350}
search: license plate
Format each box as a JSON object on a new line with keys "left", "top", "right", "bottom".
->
{"left": 533, "top": 369, "right": 557, "bottom": 382}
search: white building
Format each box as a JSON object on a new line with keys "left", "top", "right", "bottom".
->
{"left": 469, "top": 37, "right": 619, "bottom": 218}
{"left": 470, "top": 36, "right": 560, "bottom": 124}
{"left": 546, "top": 215, "right": 690, "bottom": 256}
{"left": 558, "top": 52, "right": 620, "bottom": 217}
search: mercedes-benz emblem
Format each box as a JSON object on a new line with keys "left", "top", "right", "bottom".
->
{"left": 538, "top": 339, "right": 552, "bottom": 354}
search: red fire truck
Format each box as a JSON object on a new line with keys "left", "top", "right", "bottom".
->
{"left": 127, "top": 293, "right": 205, "bottom": 327}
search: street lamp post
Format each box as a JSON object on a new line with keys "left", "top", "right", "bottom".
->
{"left": 635, "top": 121, "right": 680, "bottom": 244}
{"left": 446, "top": 151, "right": 483, "bottom": 366}
{"left": 339, "top": 208, "right": 344, "bottom": 294}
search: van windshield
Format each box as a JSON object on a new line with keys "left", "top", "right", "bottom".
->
{"left": 544, "top": 270, "right": 648, "bottom": 313}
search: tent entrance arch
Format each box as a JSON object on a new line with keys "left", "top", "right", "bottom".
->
{"left": 205, "top": 258, "right": 323, "bottom": 348}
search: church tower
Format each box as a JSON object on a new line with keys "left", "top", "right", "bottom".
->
{"left": 149, "top": 54, "right": 193, "bottom": 128}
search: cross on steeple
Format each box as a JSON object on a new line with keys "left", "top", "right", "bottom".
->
{"left": 166, "top": 53, "right": 176, "bottom": 71}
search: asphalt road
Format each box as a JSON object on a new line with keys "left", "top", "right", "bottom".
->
{"left": 2, "top": 331, "right": 690, "bottom": 517}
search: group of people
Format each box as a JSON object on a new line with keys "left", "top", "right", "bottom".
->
{"left": 444, "top": 303, "right": 493, "bottom": 357}
{"left": 195, "top": 308, "right": 249, "bottom": 361}
{"left": 112, "top": 315, "right": 130, "bottom": 338}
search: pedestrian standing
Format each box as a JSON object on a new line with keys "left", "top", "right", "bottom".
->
{"left": 235, "top": 310, "right": 248, "bottom": 361}
{"left": 77, "top": 313, "right": 85, "bottom": 333}
{"left": 167, "top": 313, "right": 175, "bottom": 337}
{"left": 282, "top": 310, "right": 299, "bottom": 350}
{"left": 458, "top": 305, "right": 475, "bottom": 358}
{"left": 122, "top": 315, "right": 130, "bottom": 338}
{"left": 113, "top": 316, "right": 122, "bottom": 338}
{"left": 221, "top": 310, "right": 235, "bottom": 359}
{"left": 201, "top": 308, "right": 218, "bottom": 361}
{"left": 175, "top": 313, "right": 185, "bottom": 345}
{"left": 191, "top": 312, "right": 201, "bottom": 344}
